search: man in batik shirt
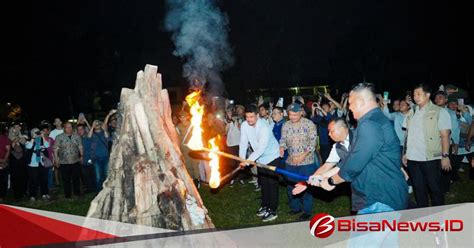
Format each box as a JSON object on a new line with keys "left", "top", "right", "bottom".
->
{"left": 280, "top": 103, "right": 318, "bottom": 220}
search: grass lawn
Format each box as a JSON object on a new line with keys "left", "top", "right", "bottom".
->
{"left": 2, "top": 166, "right": 474, "bottom": 229}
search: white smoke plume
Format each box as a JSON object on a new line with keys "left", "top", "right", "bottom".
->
{"left": 165, "top": 0, "right": 234, "bottom": 93}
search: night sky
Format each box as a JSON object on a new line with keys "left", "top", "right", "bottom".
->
{"left": 7, "top": 0, "right": 473, "bottom": 122}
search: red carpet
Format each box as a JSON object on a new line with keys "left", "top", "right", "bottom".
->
{"left": 0, "top": 205, "right": 117, "bottom": 247}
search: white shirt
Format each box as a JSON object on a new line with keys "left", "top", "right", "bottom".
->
{"left": 49, "top": 128, "right": 64, "bottom": 140}
{"left": 326, "top": 135, "right": 350, "bottom": 163}
{"left": 406, "top": 105, "right": 452, "bottom": 161}
{"left": 226, "top": 121, "right": 241, "bottom": 147}
{"left": 262, "top": 117, "right": 274, "bottom": 129}
{"left": 239, "top": 118, "right": 280, "bottom": 164}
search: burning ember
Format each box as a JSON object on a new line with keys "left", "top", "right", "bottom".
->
{"left": 185, "top": 91, "right": 221, "bottom": 188}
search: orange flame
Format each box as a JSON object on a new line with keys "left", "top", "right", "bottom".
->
{"left": 185, "top": 91, "right": 221, "bottom": 188}
{"left": 208, "top": 138, "right": 221, "bottom": 188}
{"left": 185, "top": 91, "right": 204, "bottom": 150}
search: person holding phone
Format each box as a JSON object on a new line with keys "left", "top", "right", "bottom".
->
{"left": 7, "top": 123, "right": 29, "bottom": 199}
{"left": 25, "top": 127, "right": 51, "bottom": 201}
{"left": 77, "top": 113, "right": 91, "bottom": 131}
{"left": 323, "top": 93, "right": 345, "bottom": 117}
{"left": 382, "top": 97, "right": 411, "bottom": 151}
{"left": 88, "top": 118, "right": 111, "bottom": 192}
{"left": 311, "top": 101, "right": 334, "bottom": 162}
{"left": 447, "top": 97, "right": 472, "bottom": 182}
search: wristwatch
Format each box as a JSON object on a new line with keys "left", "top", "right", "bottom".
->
{"left": 441, "top": 153, "right": 449, "bottom": 158}
{"left": 328, "top": 177, "right": 335, "bottom": 186}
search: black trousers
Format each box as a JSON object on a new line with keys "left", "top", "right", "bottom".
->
{"left": 407, "top": 160, "right": 444, "bottom": 207}
{"left": 226, "top": 145, "right": 246, "bottom": 181}
{"left": 9, "top": 158, "right": 29, "bottom": 199}
{"left": 81, "top": 164, "right": 96, "bottom": 193}
{"left": 28, "top": 164, "right": 49, "bottom": 197}
{"left": 258, "top": 158, "right": 282, "bottom": 212}
{"left": 61, "top": 163, "right": 81, "bottom": 197}
{"left": 0, "top": 167, "right": 9, "bottom": 198}
{"left": 442, "top": 153, "right": 464, "bottom": 193}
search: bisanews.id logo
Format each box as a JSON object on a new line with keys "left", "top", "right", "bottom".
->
{"left": 309, "top": 213, "right": 464, "bottom": 239}
{"left": 309, "top": 213, "right": 335, "bottom": 238}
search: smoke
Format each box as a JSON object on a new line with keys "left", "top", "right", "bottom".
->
{"left": 164, "top": 0, "right": 234, "bottom": 93}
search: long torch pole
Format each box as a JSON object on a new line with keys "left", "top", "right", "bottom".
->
{"left": 195, "top": 147, "right": 309, "bottom": 182}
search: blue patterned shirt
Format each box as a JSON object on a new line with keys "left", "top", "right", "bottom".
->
{"left": 280, "top": 117, "right": 317, "bottom": 166}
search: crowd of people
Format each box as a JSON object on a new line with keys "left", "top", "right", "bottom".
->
{"left": 0, "top": 110, "right": 119, "bottom": 202}
{"left": 1, "top": 83, "right": 473, "bottom": 225}
{"left": 175, "top": 83, "right": 474, "bottom": 222}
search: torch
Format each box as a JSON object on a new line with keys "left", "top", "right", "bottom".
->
{"left": 183, "top": 90, "right": 309, "bottom": 189}
{"left": 188, "top": 147, "right": 309, "bottom": 183}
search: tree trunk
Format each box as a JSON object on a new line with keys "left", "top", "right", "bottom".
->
{"left": 87, "top": 64, "right": 214, "bottom": 230}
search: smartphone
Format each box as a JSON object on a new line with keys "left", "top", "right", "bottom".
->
{"left": 383, "top": 91, "right": 389, "bottom": 101}
{"left": 277, "top": 97, "right": 284, "bottom": 107}
{"left": 457, "top": 98, "right": 464, "bottom": 106}
{"left": 229, "top": 100, "right": 234, "bottom": 105}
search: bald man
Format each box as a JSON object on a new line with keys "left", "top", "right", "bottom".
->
{"left": 292, "top": 118, "right": 352, "bottom": 192}
{"left": 314, "top": 83, "right": 409, "bottom": 214}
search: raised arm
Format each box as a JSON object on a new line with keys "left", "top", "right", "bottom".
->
{"left": 324, "top": 93, "right": 342, "bottom": 110}
{"left": 102, "top": 109, "right": 117, "bottom": 131}
{"left": 382, "top": 103, "right": 397, "bottom": 121}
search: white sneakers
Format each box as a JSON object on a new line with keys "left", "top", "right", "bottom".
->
{"left": 248, "top": 177, "right": 258, "bottom": 184}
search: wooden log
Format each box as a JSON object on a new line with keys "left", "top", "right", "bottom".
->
{"left": 87, "top": 65, "right": 214, "bottom": 230}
